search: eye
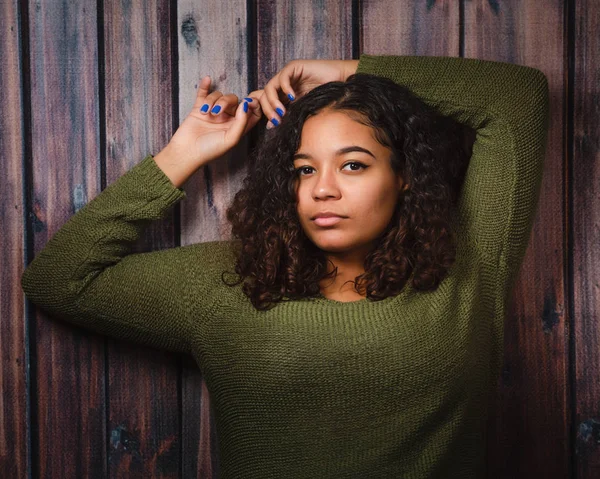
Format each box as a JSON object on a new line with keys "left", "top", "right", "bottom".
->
{"left": 293, "top": 162, "right": 368, "bottom": 177}
{"left": 294, "top": 166, "right": 315, "bottom": 176}
{"left": 342, "top": 161, "right": 368, "bottom": 172}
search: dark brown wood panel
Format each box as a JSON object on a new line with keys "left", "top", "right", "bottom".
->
{"left": 256, "top": 0, "right": 353, "bottom": 87}
{"left": 176, "top": 1, "right": 251, "bottom": 476}
{"left": 361, "top": 0, "right": 460, "bottom": 56}
{"left": 0, "top": 1, "right": 28, "bottom": 477}
{"left": 3, "top": 1, "right": 599, "bottom": 478}
{"left": 573, "top": 0, "right": 600, "bottom": 476}
{"left": 27, "top": 1, "right": 106, "bottom": 477}
{"left": 463, "top": 1, "right": 569, "bottom": 477}
{"left": 103, "top": 1, "right": 181, "bottom": 476}
{"left": 177, "top": 0, "right": 250, "bottom": 245}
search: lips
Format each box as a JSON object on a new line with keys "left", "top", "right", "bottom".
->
{"left": 311, "top": 212, "right": 346, "bottom": 220}
{"left": 311, "top": 212, "right": 346, "bottom": 227}
{"left": 313, "top": 216, "right": 344, "bottom": 226}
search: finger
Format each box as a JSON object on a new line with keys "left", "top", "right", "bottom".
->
{"left": 243, "top": 90, "right": 264, "bottom": 120}
{"left": 257, "top": 83, "right": 276, "bottom": 126}
{"left": 195, "top": 75, "right": 212, "bottom": 102}
{"left": 243, "top": 97, "right": 263, "bottom": 124}
{"left": 244, "top": 89, "right": 264, "bottom": 104}
{"left": 261, "top": 82, "right": 286, "bottom": 129}
{"left": 241, "top": 101, "right": 263, "bottom": 137}
{"left": 211, "top": 93, "right": 240, "bottom": 117}
{"left": 224, "top": 100, "right": 253, "bottom": 147}
{"left": 198, "top": 91, "right": 224, "bottom": 114}
{"left": 277, "top": 66, "right": 297, "bottom": 103}
{"left": 272, "top": 62, "right": 301, "bottom": 106}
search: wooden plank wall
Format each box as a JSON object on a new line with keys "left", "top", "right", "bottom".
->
{"left": 1, "top": 0, "right": 597, "bottom": 477}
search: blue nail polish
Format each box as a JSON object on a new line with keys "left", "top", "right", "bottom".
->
{"left": 272, "top": 118, "right": 279, "bottom": 126}
{"left": 288, "top": 93, "right": 295, "bottom": 101}
{"left": 276, "top": 107, "right": 284, "bottom": 117}
{"left": 243, "top": 101, "right": 248, "bottom": 113}
{"left": 211, "top": 105, "right": 221, "bottom": 114}
{"left": 200, "top": 104, "right": 209, "bottom": 113}
{"left": 244, "top": 97, "right": 253, "bottom": 102}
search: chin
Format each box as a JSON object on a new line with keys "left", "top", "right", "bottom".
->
{"left": 309, "top": 237, "right": 359, "bottom": 254}
{"left": 315, "top": 244, "right": 351, "bottom": 254}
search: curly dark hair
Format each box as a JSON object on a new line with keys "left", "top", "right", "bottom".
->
{"left": 224, "top": 72, "right": 472, "bottom": 310}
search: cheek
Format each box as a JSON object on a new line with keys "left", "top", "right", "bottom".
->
{"left": 295, "top": 187, "right": 306, "bottom": 213}
{"left": 293, "top": 183, "right": 301, "bottom": 208}
{"left": 352, "top": 185, "right": 395, "bottom": 217}
{"left": 295, "top": 195, "right": 312, "bottom": 228}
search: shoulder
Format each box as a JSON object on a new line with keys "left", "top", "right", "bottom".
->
{"left": 177, "top": 239, "right": 239, "bottom": 270}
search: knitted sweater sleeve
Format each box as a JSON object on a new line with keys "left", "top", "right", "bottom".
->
{"left": 356, "top": 54, "right": 550, "bottom": 295}
{"left": 20, "top": 155, "right": 209, "bottom": 354}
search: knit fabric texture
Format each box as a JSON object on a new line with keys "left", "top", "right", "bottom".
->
{"left": 21, "top": 54, "right": 549, "bottom": 478}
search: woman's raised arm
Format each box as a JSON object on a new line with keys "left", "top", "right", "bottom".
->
{"left": 21, "top": 77, "right": 258, "bottom": 353}
{"left": 355, "top": 55, "right": 549, "bottom": 296}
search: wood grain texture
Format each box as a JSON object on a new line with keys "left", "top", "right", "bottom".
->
{"left": 573, "top": 0, "right": 600, "bottom": 476}
{"left": 103, "top": 1, "right": 180, "bottom": 476}
{"left": 360, "top": 0, "right": 460, "bottom": 56}
{"left": 462, "top": 1, "right": 569, "bottom": 477}
{"left": 0, "top": 1, "right": 28, "bottom": 477}
{"left": 177, "top": 1, "right": 250, "bottom": 475}
{"left": 178, "top": 0, "right": 250, "bottom": 245}
{"left": 27, "top": 1, "right": 106, "bottom": 477}
{"left": 256, "top": 0, "right": 353, "bottom": 86}
{"left": 182, "top": 363, "right": 220, "bottom": 479}
{"left": 2, "top": 1, "right": 598, "bottom": 477}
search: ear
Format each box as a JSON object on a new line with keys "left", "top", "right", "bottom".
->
{"left": 397, "top": 175, "right": 409, "bottom": 192}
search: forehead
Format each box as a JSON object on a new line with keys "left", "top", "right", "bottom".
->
{"left": 295, "top": 110, "right": 388, "bottom": 160}
{"left": 299, "top": 110, "right": 378, "bottom": 143}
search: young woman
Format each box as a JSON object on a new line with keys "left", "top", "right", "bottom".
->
{"left": 21, "top": 55, "right": 549, "bottom": 478}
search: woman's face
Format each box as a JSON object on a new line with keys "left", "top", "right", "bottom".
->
{"left": 293, "top": 109, "right": 408, "bottom": 256}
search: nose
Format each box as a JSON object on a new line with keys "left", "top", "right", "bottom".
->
{"left": 311, "top": 168, "right": 341, "bottom": 200}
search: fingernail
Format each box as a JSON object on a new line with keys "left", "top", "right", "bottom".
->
{"left": 276, "top": 107, "right": 284, "bottom": 117}
{"left": 200, "top": 104, "right": 209, "bottom": 113}
{"left": 271, "top": 118, "right": 279, "bottom": 126}
{"left": 211, "top": 105, "right": 221, "bottom": 114}
{"left": 288, "top": 93, "right": 295, "bottom": 101}
{"left": 244, "top": 97, "right": 253, "bottom": 102}
{"left": 267, "top": 122, "right": 273, "bottom": 130}
{"left": 243, "top": 101, "right": 248, "bottom": 113}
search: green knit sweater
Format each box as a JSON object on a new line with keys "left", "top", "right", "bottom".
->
{"left": 21, "top": 54, "right": 549, "bottom": 478}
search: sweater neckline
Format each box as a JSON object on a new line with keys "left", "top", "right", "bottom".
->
{"left": 307, "top": 283, "right": 414, "bottom": 308}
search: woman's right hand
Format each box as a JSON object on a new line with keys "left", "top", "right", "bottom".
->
{"left": 259, "top": 59, "right": 359, "bottom": 128}
{"left": 154, "top": 76, "right": 263, "bottom": 187}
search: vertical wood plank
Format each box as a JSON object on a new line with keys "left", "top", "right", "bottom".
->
{"left": 4, "top": 1, "right": 595, "bottom": 477}
{"left": 28, "top": 1, "right": 106, "bottom": 477}
{"left": 0, "top": 0, "right": 28, "bottom": 477}
{"left": 573, "top": 0, "right": 600, "bottom": 476}
{"left": 177, "top": 1, "right": 250, "bottom": 476}
{"left": 256, "top": 0, "right": 354, "bottom": 87}
{"left": 103, "top": 1, "right": 181, "bottom": 476}
{"left": 361, "top": 0, "right": 460, "bottom": 56}
{"left": 463, "top": 1, "right": 569, "bottom": 477}
{"left": 178, "top": 0, "right": 250, "bottom": 245}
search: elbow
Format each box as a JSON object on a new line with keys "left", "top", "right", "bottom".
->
{"left": 21, "top": 257, "right": 77, "bottom": 314}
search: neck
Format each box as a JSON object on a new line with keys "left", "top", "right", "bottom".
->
{"left": 319, "top": 246, "right": 370, "bottom": 298}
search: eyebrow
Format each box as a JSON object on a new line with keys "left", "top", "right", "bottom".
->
{"left": 292, "top": 146, "right": 376, "bottom": 161}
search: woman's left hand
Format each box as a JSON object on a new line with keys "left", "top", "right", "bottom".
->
{"left": 258, "top": 59, "right": 359, "bottom": 129}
